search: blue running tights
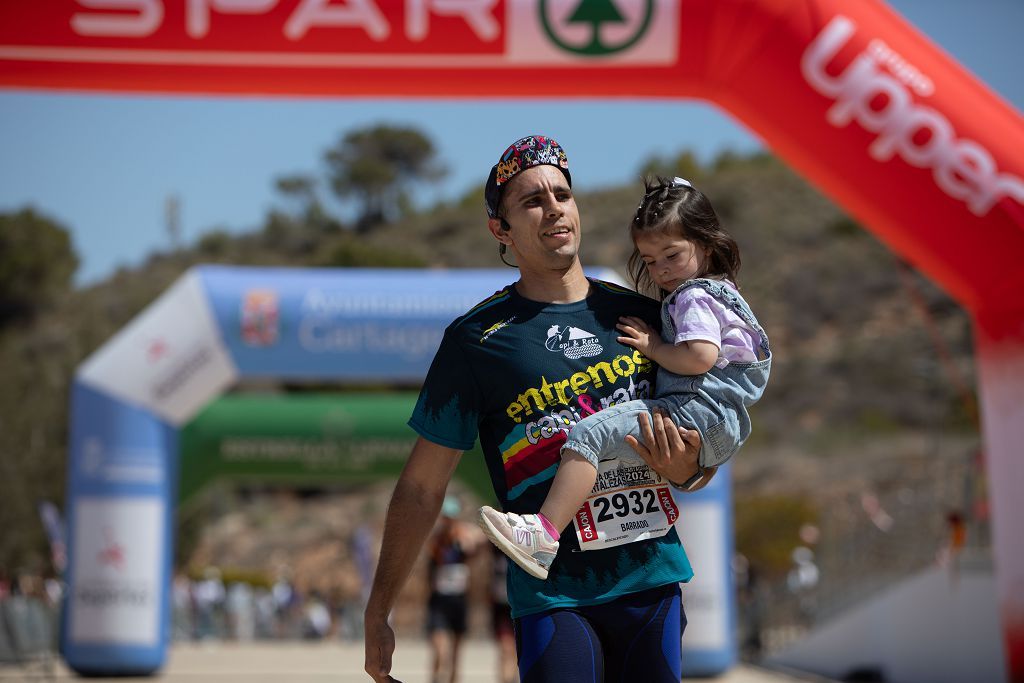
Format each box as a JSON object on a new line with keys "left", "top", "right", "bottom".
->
{"left": 514, "top": 583, "right": 686, "bottom": 683}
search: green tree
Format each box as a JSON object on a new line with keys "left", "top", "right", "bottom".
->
{"left": 275, "top": 174, "right": 341, "bottom": 235}
{"left": 0, "top": 208, "right": 79, "bottom": 328}
{"left": 276, "top": 174, "right": 319, "bottom": 212}
{"left": 638, "top": 150, "right": 703, "bottom": 182}
{"left": 324, "top": 125, "right": 444, "bottom": 232}
{"left": 320, "top": 236, "right": 426, "bottom": 268}
{"left": 711, "top": 149, "right": 777, "bottom": 173}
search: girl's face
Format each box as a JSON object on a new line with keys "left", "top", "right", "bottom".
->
{"left": 634, "top": 229, "right": 706, "bottom": 293}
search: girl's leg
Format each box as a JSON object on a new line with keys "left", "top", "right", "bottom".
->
{"left": 539, "top": 450, "right": 598, "bottom": 532}
{"left": 479, "top": 401, "right": 670, "bottom": 579}
{"left": 478, "top": 451, "right": 597, "bottom": 579}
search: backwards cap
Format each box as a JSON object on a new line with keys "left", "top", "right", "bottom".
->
{"left": 484, "top": 135, "right": 572, "bottom": 218}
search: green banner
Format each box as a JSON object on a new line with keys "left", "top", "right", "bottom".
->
{"left": 179, "top": 393, "right": 493, "bottom": 505}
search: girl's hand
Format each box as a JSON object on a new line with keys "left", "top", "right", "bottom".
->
{"left": 617, "top": 316, "right": 660, "bottom": 358}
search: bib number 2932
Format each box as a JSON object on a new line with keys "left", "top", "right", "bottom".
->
{"left": 572, "top": 459, "right": 680, "bottom": 551}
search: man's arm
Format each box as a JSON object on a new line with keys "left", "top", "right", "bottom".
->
{"left": 625, "top": 410, "right": 717, "bottom": 492}
{"left": 364, "top": 437, "right": 463, "bottom": 683}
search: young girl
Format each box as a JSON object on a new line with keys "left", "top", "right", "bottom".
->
{"left": 479, "top": 176, "right": 771, "bottom": 579}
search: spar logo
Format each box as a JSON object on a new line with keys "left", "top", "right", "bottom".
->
{"left": 801, "top": 15, "right": 1024, "bottom": 217}
{"left": 507, "top": 0, "right": 677, "bottom": 65}
{"left": 545, "top": 324, "right": 603, "bottom": 359}
{"left": 539, "top": 0, "right": 655, "bottom": 56}
{"left": 58, "top": 0, "right": 500, "bottom": 43}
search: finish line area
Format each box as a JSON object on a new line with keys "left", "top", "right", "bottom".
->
{"left": 0, "top": 641, "right": 830, "bottom": 682}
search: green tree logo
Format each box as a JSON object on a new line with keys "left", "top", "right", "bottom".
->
{"left": 540, "top": 0, "right": 654, "bottom": 56}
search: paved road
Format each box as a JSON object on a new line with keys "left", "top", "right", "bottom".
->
{"left": 1, "top": 640, "right": 830, "bottom": 682}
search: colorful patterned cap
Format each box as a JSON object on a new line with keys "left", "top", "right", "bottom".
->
{"left": 484, "top": 135, "right": 572, "bottom": 218}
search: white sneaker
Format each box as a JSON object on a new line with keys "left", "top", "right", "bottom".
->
{"left": 478, "top": 507, "right": 559, "bottom": 580}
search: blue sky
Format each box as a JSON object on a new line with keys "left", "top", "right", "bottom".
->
{"left": 1, "top": 0, "right": 1022, "bottom": 287}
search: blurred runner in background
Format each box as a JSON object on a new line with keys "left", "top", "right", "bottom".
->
{"left": 489, "top": 546, "right": 518, "bottom": 683}
{"left": 425, "top": 497, "right": 479, "bottom": 683}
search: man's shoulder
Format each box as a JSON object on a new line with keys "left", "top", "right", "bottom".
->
{"left": 446, "top": 284, "right": 517, "bottom": 334}
{"left": 589, "top": 278, "right": 660, "bottom": 314}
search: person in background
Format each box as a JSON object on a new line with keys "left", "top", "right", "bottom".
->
{"left": 939, "top": 508, "right": 968, "bottom": 583}
{"left": 303, "top": 590, "right": 332, "bottom": 640}
{"left": 171, "top": 571, "right": 193, "bottom": 641}
{"left": 425, "top": 496, "right": 479, "bottom": 683}
{"left": 226, "top": 580, "right": 256, "bottom": 641}
{"left": 193, "top": 567, "right": 226, "bottom": 640}
{"left": 489, "top": 546, "right": 518, "bottom": 683}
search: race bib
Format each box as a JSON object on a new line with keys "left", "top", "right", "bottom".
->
{"left": 433, "top": 563, "right": 469, "bottom": 595}
{"left": 572, "top": 458, "right": 680, "bottom": 551}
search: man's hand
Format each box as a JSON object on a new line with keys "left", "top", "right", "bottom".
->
{"left": 625, "top": 410, "right": 716, "bottom": 491}
{"left": 364, "top": 608, "right": 402, "bottom": 682}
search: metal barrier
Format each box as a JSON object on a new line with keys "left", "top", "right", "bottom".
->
{"left": 748, "top": 441, "right": 990, "bottom": 659}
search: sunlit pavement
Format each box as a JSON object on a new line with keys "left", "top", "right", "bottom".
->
{"left": 1, "top": 640, "right": 834, "bottom": 682}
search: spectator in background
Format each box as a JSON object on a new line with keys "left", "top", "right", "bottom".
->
{"left": 733, "top": 553, "right": 764, "bottom": 660}
{"left": 787, "top": 546, "right": 819, "bottom": 624}
{"left": 944, "top": 509, "right": 967, "bottom": 559}
{"left": 42, "top": 573, "right": 62, "bottom": 608}
{"left": 193, "top": 567, "right": 226, "bottom": 640}
{"left": 272, "top": 567, "right": 299, "bottom": 638}
{"left": 171, "top": 571, "right": 193, "bottom": 641}
{"left": 351, "top": 523, "right": 375, "bottom": 608}
{"left": 226, "top": 580, "right": 256, "bottom": 641}
{"left": 939, "top": 509, "right": 968, "bottom": 583}
{"left": 348, "top": 524, "right": 376, "bottom": 640}
{"left": 302, "top": 590, "right": 331, "bottom": 640}
{"left": 254, "top": 584, "right": 279, "bottom": 639}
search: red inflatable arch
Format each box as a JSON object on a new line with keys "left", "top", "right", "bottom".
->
{"left": 3, "top": 0, "right": 1022, "bottom": 678}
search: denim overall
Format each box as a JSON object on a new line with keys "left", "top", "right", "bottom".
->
{"left": 563, "top": 278, "right": 771, "bottom": 470}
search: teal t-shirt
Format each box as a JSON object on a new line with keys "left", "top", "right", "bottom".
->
{"left": 409, "top": 279, "right": 694, "bottom": 618}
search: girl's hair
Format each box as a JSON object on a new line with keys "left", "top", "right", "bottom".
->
{"left": 627, "top": 176, "right": 741, "bottom": 299}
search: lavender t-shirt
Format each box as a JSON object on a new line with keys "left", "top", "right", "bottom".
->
{"left": 666, "top": 280, "right": 759, "bottom": 369}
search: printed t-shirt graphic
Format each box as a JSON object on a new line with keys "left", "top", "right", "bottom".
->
{"left": 410, "top": 280, "right": 693, "bottom": 618}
